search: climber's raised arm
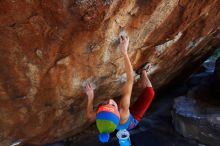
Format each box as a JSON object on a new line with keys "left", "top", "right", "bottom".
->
{"left": 85, "top": 83, "right": 96, "bottom": 122}
{"left": 120, "top": 36, "right": 134, "bottom": 84}
{"left": 119, "top": 36, "right": 134, "bottom": 123}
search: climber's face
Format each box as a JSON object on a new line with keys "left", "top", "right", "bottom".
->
{"left": 102, "top": 99, "right": 118, "bottom": 111}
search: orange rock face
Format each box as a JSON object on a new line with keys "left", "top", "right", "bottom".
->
{"left": 0, "top": 0, "right": 220, "bottom": 145}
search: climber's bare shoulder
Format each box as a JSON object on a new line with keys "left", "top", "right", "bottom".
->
{"left": 119, "top": 81, "right": 133, "bottom": 122}
{"left": 119, "top": 106, "right": 130, "bottom": 124}
{"left": 119, "top": 93, "right": 131, "bottom": 124}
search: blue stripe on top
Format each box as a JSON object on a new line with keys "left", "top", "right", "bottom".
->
{"left": 117, "top": 113, "right": 132, "bottom": 130}
{"left": 96, "top": 111, "right": 120, "bottom": 125}
{"left": 117, "top": 114, "right": 139, "bottom": 130}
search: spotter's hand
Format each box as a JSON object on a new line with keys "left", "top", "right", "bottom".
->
{"left": 119, "top": 35, "right": 129, "bottom": 55}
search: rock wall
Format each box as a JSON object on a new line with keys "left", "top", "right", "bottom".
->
{"left": 0, "top": 0, "right": 220, "bottom": 145}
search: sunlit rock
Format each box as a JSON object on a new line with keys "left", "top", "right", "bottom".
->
{"left": 0, "top": 0, "right": 220, "bottom": 145}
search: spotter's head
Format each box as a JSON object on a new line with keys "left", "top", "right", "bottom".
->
{"left": 96, "top": 99, "right": 120, "bottom": 143}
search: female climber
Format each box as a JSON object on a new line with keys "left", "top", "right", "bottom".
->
{"left": 85, "top": 35, "right": 155, "bottom": 143}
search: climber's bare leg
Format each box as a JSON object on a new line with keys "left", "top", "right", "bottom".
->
{"left": 130, "top": 69, "right": 154, "bottom": 121}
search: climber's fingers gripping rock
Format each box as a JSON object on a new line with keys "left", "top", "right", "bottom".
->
{"left": 119, "top": 35, "right": 129, "bottom": 55}
{"left": 85, "top": 83, "right": 94, "bottom": 100}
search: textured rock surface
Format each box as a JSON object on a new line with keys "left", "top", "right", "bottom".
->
{"left": 0, "top": 0, "right": 220, "bottom": 145}
{"left": 214, "top": 57, "right": 220, "bottom": 94}
{"left": 172, "top": 96, "right": 220, "bottom": 146}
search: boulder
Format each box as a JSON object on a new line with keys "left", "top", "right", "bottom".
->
{"left": 0, "top": 0, "right": 220, "bottom": 145}
{"left": 214, "top": 57, "right": 220, "bottom": 94}
{"left": 172, "top": 96, "right": 220, "bottom": 146}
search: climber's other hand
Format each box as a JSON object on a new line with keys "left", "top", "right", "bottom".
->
{"left": 119, "top": 35, "right": 129, "bottom": 55}
{"left": 85, "top": 83, "right": 94, "bottom": 100}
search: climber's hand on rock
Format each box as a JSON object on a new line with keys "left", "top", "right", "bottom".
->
{"left": 119, "top": 35, "right": 129, "bottom": 55}
{"left": 85, "top": 83, "right": 94, "bottom": 100}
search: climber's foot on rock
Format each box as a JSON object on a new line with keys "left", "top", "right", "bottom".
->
{"left": 136, "top": 62, "right": 152, "bottom": 75}
{"left": 141, "top": 70, "right": 149, "bottom": 89}
{"left": 139, "top": 63, "right": 152, "bottom": 89}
